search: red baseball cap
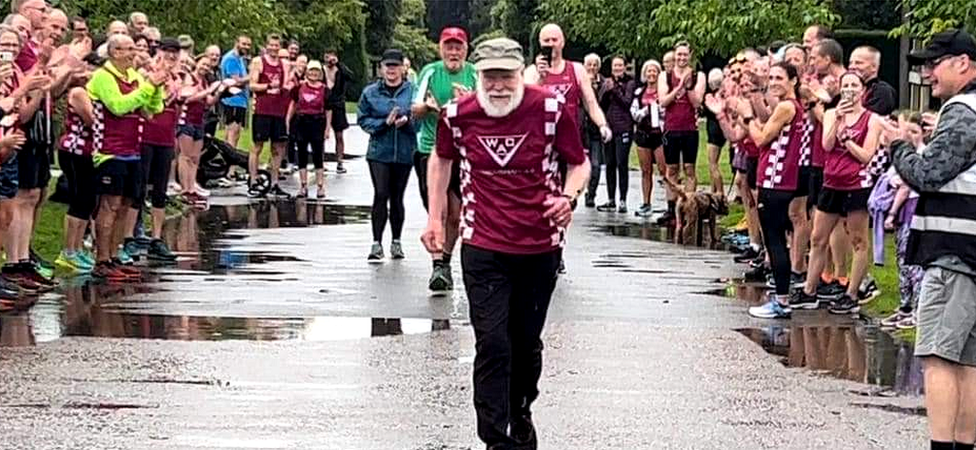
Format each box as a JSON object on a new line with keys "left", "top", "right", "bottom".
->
{"left": 439, "top": 27, "right": 468, "bottom": 45}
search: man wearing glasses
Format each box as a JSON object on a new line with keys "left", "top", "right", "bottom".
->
{"left": 890, "top": 28, "right": 976, "bottom": 450}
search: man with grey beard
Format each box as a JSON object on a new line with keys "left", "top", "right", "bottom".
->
{"left": 422, "top": 37, "right": 590, "bottom": 450}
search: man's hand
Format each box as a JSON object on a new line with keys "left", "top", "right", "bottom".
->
{"left": 880, "top": 116, "right": 909, "bottom": 144}
{"left": 394, "top": 116, "right": 409, "bottom": 128}
{"left": 704, "top": 93, "right": 724, "bottom": 115}
{"left": 543, "top": 195, "right": 574, "bottom": 228}
{"left": 600, "top": 125, "right": 612, "bottom": 143}
{"left": 534, "top": 55, "right": 550, "bottom": 81}
{"left": 0, "top": 130, "right": 26, "bottom": 151}
{"left": 421, "top": 220, "right": 445, "bottom": 254}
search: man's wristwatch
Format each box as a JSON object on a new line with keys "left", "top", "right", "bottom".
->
{"left": 561, "top": 194, "right": 578, "bottom": 211}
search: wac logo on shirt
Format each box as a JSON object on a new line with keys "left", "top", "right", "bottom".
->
{"left": 545, "top": 83, "right": 573, "bottom": 100}
{"left": 302, "top": 92, "right": 319, "bottom": 103}
{"left": 477, "top": 134, "right": 528, "bottom": 167}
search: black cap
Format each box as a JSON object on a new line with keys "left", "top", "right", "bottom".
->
{"left": 380, "top": 49, "right": 404, "bottom": 66}
{"left": 907, "top": 29, "right": 976, "bottom": 65}
{"left": 158, "top": 37, "right": 181, "bottom": 53}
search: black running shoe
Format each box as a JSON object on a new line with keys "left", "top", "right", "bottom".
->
{"left": 790, "top": 288, "right": 819, "bottom": 310}
{"left": 816, "top": 280, "right": 846, "bottom": 300}
{"left": 829, "top": 293, "right": 860, "bottom": 315}
{"left": 596, "top": 202, "right": 617, "bottom": 212}
{"left": 269, "top": 184, "right": 291, "bottom": 198}
{"left": 733, "top": 247, "right": 760, "bottom": 263}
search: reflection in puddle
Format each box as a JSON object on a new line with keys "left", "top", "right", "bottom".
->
{"left": 736, "top": 325, "right": 923, "bottom": 396}
{"left": 0, "top": 201, "right": 446, "bottom": 347}
{"left": 595, "top": 222, "right": 727, "bottom": 250}
{"left": 0, "top": 282, "right": 450, "bottom": 345}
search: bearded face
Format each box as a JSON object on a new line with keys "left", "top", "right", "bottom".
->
{"left": 476, "top": 69, "right": 525, "bottom": 118}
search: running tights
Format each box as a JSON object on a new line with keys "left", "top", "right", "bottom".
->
{"left": 758, "top": 189, "right": 794, "bottom": 296}
{"left": 604, "top": 133, "right": 631, "bottom": 203}
{"left": 368, "top": 160, "right": 412, "bottom": 242}
{"left": 295, "top": 115, "right": 326, "bottom": 170}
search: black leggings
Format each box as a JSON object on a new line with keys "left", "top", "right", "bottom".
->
{"left": 140, "top": 144, "right": 174, "bottom": 209}
{"left": 59, "top": 151, "right": 96, "bottom": 220}
{"left": 758, "top": 189, "right": 794, "bottom": 296}
{"left": 294, "top": 115, "right": 326, "bottom": 170}
{"left": 368, "top": 160, "right": 412, "bottom": 242}
{"left": 603, "top": 132, "right": 631, "bottom": 203}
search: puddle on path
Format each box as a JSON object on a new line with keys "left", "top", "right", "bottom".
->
{"left": 594, "top": 221, "right": 728, "bottom": 251}
{"left": 0, "top": 201, "right": 452, "bottom": 346}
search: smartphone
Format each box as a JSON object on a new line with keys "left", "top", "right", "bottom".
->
{"left": 841, "top": 88, "right": 857, "bottom": 104}
{"left": 0, "top": 51, "right": 13, "bottom": 64}
{"left": 540, "top": 46, "right": 554, "bottom": 66}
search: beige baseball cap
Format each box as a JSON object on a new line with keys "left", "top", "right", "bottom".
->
{"left": 471, "top": 37, "right": 524, "bottom": 71}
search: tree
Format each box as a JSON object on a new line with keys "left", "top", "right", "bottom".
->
{"left": 537, "top": 0, "right": 839, "bottom": 58}
{"left": 393, "top": 0, "right": 438, "bottom": 67}
{"left": 364, "top": 0, "right": 403, "bottom": 55}
{"left": 469, "top": 0, "right": 500, "bottom": 38}
{"left": 491, "top": 0, "right": 540, "bottom": 51}
{"left": 891, "top": 0, "right": 976, "bottom": 40}
{"left": 426, "top": 0, "right": 473, "bottom": 40}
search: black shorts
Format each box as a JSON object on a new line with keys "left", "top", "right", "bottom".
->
{"left": 222, "top": 105, "right": 247, "bottom": 127}
{"left": 706, "top": 118, "right": 726, "bottom": 147}
{"left": 746, "top": 156, "right": 759, "bottom": 190}
{"left": 252, "top": 114, "right": 289, "bottom": 143}
{"left": 59, "top": 151, "right": 96, "bottom": 220}
{"left": 807, "top": 167, "right": 824, "bottom": 211}
{"left": 0, "top": 156, "right": 16, "bottom": 199}
{"left": 95, "top": 158, "right": 144, "bottom": 201}
{"left": 794, "top": 166, "right": 811, "bottom": 199}
{"left": 634, "top": 130, "right": 663, "bottom": 149}
{"left": 178, "top": 124, "right": 205, "bottom": 141}
{"left": 817, "top": 187, "right": 871, "bottom": 216}
{"left": 663, "top": 130, "right": 699, "bottom": 165}
{"left": 329, "top": 103, "right": 350, "bottom": 132}
{"left": 413, "top": 151, "right": 461, "bottom": 211}
{"left": 18, "top": 142, "right": 51, "bottom": 190}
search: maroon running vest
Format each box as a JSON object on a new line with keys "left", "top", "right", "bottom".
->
{"left": 664, "top": 70, "right": 697, "bottom": 132}
{"left": 436, "top": 86, "right": 586, "bottom": 255}
{"left": 293, "top": 82, "right": 329, "bottom": 116}
{"left": 254, "top": 56, "right": 289, "bottom": 117}
{"left": 92, "top": 70, "right": 144, "bottom": 157}
{"left": 758, "top": 99, "right": 806, "bottom": 192}
{"left": 180, "top": 73, "right": 207, "bottom": 127}
{"left": 59, "top": 98, "right": 94, "bottom": 156}
{"left": 143, "top": 74, "right": 181, "bottom": 147}
{"left": 824, "top": 110, "right": 874, "bottom": 190}
{"left": 540, "top": 60, "right": 581, "bottom": 128}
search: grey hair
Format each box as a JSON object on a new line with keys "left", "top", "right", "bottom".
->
{"left": 0, "top": 24, "right": 21, "bottom": 48}
{"left": 143, "top": 26, "right": 160, "bottom": 40}
{"left": 106, "top": 33, "right": 131, "bottom": 54}
{"left": 639, "top": 59, "right": 661, "bottom": 83}
{"left": 583, "top": 53, "right": 601, "bottom": 68}
{"left": 852, "top": 45, "right": 882, "bottom": 66}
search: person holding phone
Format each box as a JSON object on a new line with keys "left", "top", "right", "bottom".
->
{"left": 794, "top": 71, "right": 884, "bottom": 315}
{"left": 410, "top": 27, "right": 476, "bottom": 293}
{"left": 357, "top": 49, "right": 415, "bottom": 262}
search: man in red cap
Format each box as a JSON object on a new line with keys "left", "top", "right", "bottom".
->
{"left": 411, "top": 26, "right": 477, "bottom": 295}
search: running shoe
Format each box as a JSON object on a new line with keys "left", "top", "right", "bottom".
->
{"left": 33, "top": 261, "right": 54, "bottom": 280}
{"left": 269, "top": 184, "right": 291, "bottom": 199}
{"left": 317, "top": 186, "right": 326, "bottom": 199}
{"left": 828, "top": 293, "right": 860, "bottom": 315}
{"left": 733, "top": 247, "right": 761, "bottom": 263}
{"left": 390, "top": 240, "right": 405, "bottom": 260}
{"left": 216, "top": 177, "right": 235, "bottom": 188}
{"left": 123, "top": 238, "right": 143, "bottom": 261}
{"left": 790, "top": 288, "right": 819, "bottom": 310}
{"left": 92, "top": 261, "right": 129, "bottom": 281}
{"left": 148, "top": 239, "right": 177, "bottom": 262}
{"left": 881, "top": 310, "right": 913, "bottom": 328}
{"left": 428, "top": 263, "right": 453, "bottom": 291}
{"left": 26, "top": 265, "right": 58, "bottom": 289}
{"left": 117, "top": 246, "right": 134, "bottom": 266}
{"left": 55, "top": 250, "right": 93, "bottom": 274}
{"left": 596, "top": 202, "right": 617, "bottom": 213}
{"left": 748, "top": 295, "right": 792, "bottom": 319}
{"left": 195, "top": 184, "right": 211, "bottom": 198}
{"left": 617, "top": 204, "right": 628, "bottom": 214}
{"left": 763, "top": 272, "right": 802, "bottom": 289}
{"left": 111, "top": 259, "right": 142, "bottom": 279}
{"left": 857, "top": 276, "right": 881, "bottom": 305}
{"left": 656, "top": 211, "right": 675, "bottom": 226}
{"left": 816, "top": 280, "right": 847, "bottom": 300}
{"left": 78, "top": 249, "right": 96, "bottom": 268}
{"left": 296, "top": 186, "right": 308, "bottom": 199}
{"left": 247, "top": 185, "right": 266, "bottom": 199}
{"left": 510, "top": 413, "right": 537, "bottom": 448}
{"left": 30, "top": 249, "right": 54, "bottom": 272}
{"left": 744, "top": 264, "right": 770, "bottom": 282}
{"left": 895, "top": 315, "right": 917, "bottom": 330}
{"left": 635, "top": 204, "right": 653, "bottom": 218}
{"left": 584, "top": 196, "right": 596, "bottom": 208}
{"left": 367, "top": 243, "right": 384, "bottom": 262}
{"left": 336, "top": 164, "right": 347, "bottom": 174}
{"left": 167, "top": 181, "right": 183, "bottom": 196}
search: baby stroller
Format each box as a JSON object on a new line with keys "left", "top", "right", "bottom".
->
{"left": 198, "top": 134, "right": 272, "bottom": 196}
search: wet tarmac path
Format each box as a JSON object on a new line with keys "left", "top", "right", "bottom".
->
{"left": 0, "top": 123, "right": 926, "bottom": 449}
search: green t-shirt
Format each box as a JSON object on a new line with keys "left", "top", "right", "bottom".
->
{"left": 413, "top": 61, "right": 477, "bottom": 154}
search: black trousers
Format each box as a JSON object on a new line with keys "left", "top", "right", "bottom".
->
{"left": 603, "top": 132, "right": 631, "bottom": 203}
{"left": 367, "top": 160, "right": 411, "bottom": 242}
{"left": 462, "top": 244, "right": 561, "bottom": 449}
{"left": 294, "top": 115, "right": 326, "bottom": 170}
{"left": 758, "top": 189, "right": 794, "bottom": 295}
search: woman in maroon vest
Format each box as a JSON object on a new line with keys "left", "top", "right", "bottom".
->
{"left": 177, "top": 55, "right": 221, "bottom": 203}
{"left": 737, "top": 62, "right": 807, "bottom": 319}
{"left": 795, "top": 71, "right": 884, "bottom": 315}
{"left": 285, "top": 60, "right": 331, "bottom": 199}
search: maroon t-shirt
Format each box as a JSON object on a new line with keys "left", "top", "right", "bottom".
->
{"left": 824, "top": 110, "right": 873, "bottom": 191}
{"left": 758, "top": 99, "right": 806, "bottom": 192}
{"left": 15, "top": 40, "right": 37, "bottom": 73}
{"left": 253, "top": 56, "right": 289, "bottom": 117}
{"left": 664, "top": 70, "right": 697, "bottom": 132}
{"left": 291, "top": 82, "right": 329, "bottom": 116}
{"left": 540, "top": 61, "right": 581, "bottom": 128}
{"left": 179, "top": 73, "right": 207, "bottom": 127}
{"left": 143, "top": 76, "right": 181, "bottom": 146}
{"left": 436, "top": 85, "right": 586, "bottom": 255}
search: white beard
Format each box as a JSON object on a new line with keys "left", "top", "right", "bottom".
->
{"left": 476, "top": 83, "right": 525, "bottom": 118}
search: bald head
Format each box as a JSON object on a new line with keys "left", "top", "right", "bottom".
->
{"left": 538, "top": 23, "right": 565, "bottom": 59}
{"left": 849, "top": 46, "right": 881, "bottom": 80}
{"left": 16, "top": 0, "right": 46, "bottom": 31}
{"left": 107, "top": 20, "right": 127, "bottom": 37}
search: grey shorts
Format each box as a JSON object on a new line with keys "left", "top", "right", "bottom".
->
{"left": 915, "top": 265, "right": 976, "bottom": 366}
